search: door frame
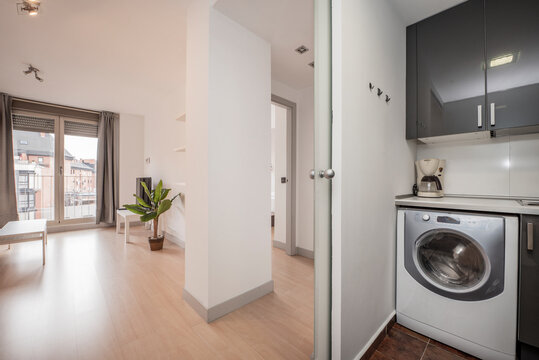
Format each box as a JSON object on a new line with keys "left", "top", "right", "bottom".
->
{"left": 271, "top": 94, "right": 297, "bottom": 256}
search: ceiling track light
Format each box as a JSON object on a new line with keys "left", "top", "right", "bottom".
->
{"left": 23, "top": 64, "right": 44, "bottom": 82}
{"left": 17, "top": 1, "right": 41, "bottom": 16}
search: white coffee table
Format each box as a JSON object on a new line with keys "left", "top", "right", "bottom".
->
{"left": 116, "top": 209, "right": 140, "bottom": 243}
{"left": 0, "top": 219, "right": 48, "bottom": 265}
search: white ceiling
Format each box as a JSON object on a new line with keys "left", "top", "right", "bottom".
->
{"left": 387, "top": 0, "right": 467, "bottom": 26}
{"left": 213, "top": 0, "right": 467, "bottom": 90}
{"left": 0, "top": 0, "right": 468, "bottom": 112}
{"left": 214, "top": 0, "right": 314, "bottom": 90}
{"left": 0, "top": 0, "right": 189, "bottom": 115}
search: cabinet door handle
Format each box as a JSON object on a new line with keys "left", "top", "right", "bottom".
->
{"left": 477, "top": 105, "right": 482, "bottom": 128}
{"left": 528, "top": 222, "right": 534, "bottom": 251}
{"left": 490, "top": 103, "right": 496, "bottom": 126}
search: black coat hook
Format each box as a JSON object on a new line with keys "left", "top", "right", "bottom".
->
{"left": 385, "top": 95, "right": 391, "bottom": 103}
{"left": 369, "top": 82, "right": 375, "bottom": 91}
{"left": 377, "top": 88, "right": 383, "bottom": 96}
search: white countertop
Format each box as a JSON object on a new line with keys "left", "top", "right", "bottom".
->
{"left": 395, "top": 195, "right": 539, "bottom": 216}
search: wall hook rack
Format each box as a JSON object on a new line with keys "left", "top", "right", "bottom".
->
{"left": 377, "top": 88, "right": 383, "bottom": 96}
{"left": 369, "top": 82, "right": 375, "bottom": 91}
{"left": 385, "top": 95, "right": 391, "bottom": 103}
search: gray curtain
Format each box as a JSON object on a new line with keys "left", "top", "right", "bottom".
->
{"left": 96, "top": 111, "right": 119, "bottom": 224}
{"left": 0, "top": 94, "right": 18, "bottom": 227}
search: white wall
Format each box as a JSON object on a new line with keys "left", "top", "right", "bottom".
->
{"left": 185, "top": 3, "right": 272, "bottom": 309}
{"left": 185, "top": 0, "right": 210, "bottom": 308}
{"left": 142, "top": 90, "right": 187, "bottom": 243}
{"left": 207, "top": 8, "right": 272, "bottom": 307}
{"left": 416, "top": 133, "right": 539, "bottom": 198}
{"left": 119, "top": 114, "right": 145, "bottom": 207}
{"left": 272, "top": 80, "right": 315, "bottom": 252}
{"left": 332, "top": 0, "right": 416, "bottom": 358}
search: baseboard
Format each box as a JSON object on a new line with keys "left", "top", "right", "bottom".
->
{"left": 355, "top": 311, "right": 397, "bottom": 360}
{"left": 164, "top": 230, "right": 185, "bottom": 248}
{"left": 296, "top": 246, "right": 314, "bottom": 259}
{"left": 272, "top": 241, "right": 314, "bottom": 259}
{"left": 183, "top": 280, "right": 274, "bottom": 323}
{"left": 48, "top": 222, "right": 115, "bottom": 233}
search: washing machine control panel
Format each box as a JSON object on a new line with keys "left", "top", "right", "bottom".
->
{"left": 422, "top": 214, "right": 430, "bottom": 221}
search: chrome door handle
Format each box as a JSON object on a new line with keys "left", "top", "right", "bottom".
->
{"left": 318, "top": 169, "right": 335, "bottom": 179}
{"left": 477, "top": 105, "right": 482, "bottom": 128}
{"left": 309, "top": 169, "right": 315, "bottom": 180}
{"left": 490, "top": 103, "right": 496, "bottom": 126}
{"left": 528, "top": 222, "right": 534, "bottom": 251}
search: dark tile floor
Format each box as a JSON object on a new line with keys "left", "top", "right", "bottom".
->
{"left": 369, "top": 324, "right": 479, "bottom": 360}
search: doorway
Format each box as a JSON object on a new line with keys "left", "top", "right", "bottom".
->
{"left": 270, "top": 95, "right": 297, "bottom": 256}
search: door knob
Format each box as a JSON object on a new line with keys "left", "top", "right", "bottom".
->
{"left": 318, "top": 169, "right": 335, "bottom": 179}
{"left": 309, "top": 169, "right": 315, "bottom": 180}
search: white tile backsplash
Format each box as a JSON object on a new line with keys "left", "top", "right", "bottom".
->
{"left": 509, "top": 133, "right": 539, "bottom": 198}
{"left": 416, "top": 133, "right": 539, "bottom": 198}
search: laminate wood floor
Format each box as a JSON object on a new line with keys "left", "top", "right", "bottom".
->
{"left": 0, "top": 226, "right": 314, "bottom": 359}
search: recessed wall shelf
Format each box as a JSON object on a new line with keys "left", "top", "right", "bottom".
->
{"left": 173, "top": 146, "right": 186, "bottom": 152}
{"left": 176, "top": 114, "right": 186, "bottom": 122}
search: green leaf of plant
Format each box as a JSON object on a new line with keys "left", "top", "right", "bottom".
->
{"left": 153, "top": 180, "right": 163, "bottom": 203}
{"left": 161, "top": 188, "right": 170, "bottom": 201}
{"left": 140, "top": 212, "right": 157, "bottom": 222}
{"left": 124, "top": 204, "right": 147, "bottom": 215}
{"left": 140, "top": 182, "right": 153, "bottom": 203}
{"left": 170, "top": 193, "right": 181, "bottom": 203}
{"left": 134, "top": 194, "right": 151, "bottom": 209}
{"left": 156, "top": 199, "right": 172, "bottom": 217}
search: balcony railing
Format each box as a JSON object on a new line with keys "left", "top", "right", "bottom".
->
{"left": 16, "top": 174, "right": 97, "bottom": 221}
{"left": 64, "top": 175, "right": 96, "bottom": 219}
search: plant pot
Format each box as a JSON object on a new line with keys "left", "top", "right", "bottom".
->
{"left": 148, "top": 235, "right": 165, "bottom": 251}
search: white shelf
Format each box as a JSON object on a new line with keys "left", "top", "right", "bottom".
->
{"left": 176, "top": 114, "right": 186, "bottom": 122}
{"left": 173, "top": 146, "right": 186, "bottom": 152}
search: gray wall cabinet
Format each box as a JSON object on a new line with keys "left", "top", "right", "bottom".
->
{"left": 406, "top": 0, "right": 539, "bottom": 139}
{"left": 486, "top": 0, "right": 539, "bottom": 131}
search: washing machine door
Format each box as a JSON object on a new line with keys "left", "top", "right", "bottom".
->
{"left": 415, "top": 229, "right": 490, "bottom": 292}
{"left": 404, "top": 210, "right": 505, "bottom": 301}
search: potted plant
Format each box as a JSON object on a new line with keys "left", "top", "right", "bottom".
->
{"left": 124, "top": 180, "right": 181, "bottom": 251}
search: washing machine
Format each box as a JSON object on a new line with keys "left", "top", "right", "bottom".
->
{"left": 397, "top": 208, "right": 518, "bottom": 360}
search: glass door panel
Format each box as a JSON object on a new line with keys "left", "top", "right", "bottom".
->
{"left": 314, "top": 0, "right": 332, "bottom": 357}
{"left": 63, "top": 133, "right": 98, "bottom": 220}
{"left": 12, "top": 129, "right": 55, "bottom": 221}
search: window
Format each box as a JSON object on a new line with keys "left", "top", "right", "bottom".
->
{"left": 12, "top": 110, "right": 98, "bottom": 224}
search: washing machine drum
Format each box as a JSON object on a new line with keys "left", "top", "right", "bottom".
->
{"left": 405, "top": 214, "right": 505, "bottom": 301}
{"left": 416, "top": 230, "right": 488, "bottom": 290}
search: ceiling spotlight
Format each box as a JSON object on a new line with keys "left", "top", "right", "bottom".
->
{"left": 23, "top": 64, "right": 44, "bottom": 82}
{"left": 295, "top": 45, "right": 309, "bottom": 55}
{"left": 17, "top": 1, "right": 40, "bottom": 16}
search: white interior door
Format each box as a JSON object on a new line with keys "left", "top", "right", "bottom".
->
{"left": 272, "top": 103, "right": 291, "bottom": 250}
